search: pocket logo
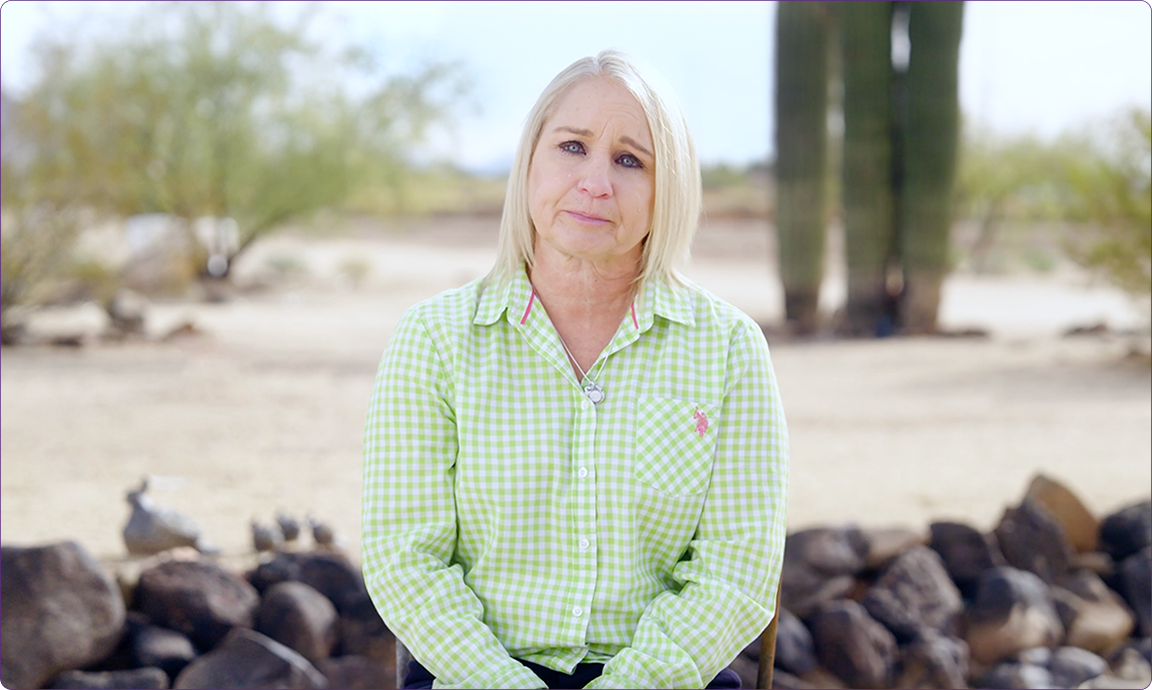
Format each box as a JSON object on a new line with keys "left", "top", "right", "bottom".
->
{"left": 692, "top": 407, "right": 709, "bottom": 438}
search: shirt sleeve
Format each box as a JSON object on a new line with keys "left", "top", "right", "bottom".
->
{"left": 362, "top": 307, "right": 547, "bottom": 689}
{"left": 586, "top": 319, "right": 789, "bottom": 689}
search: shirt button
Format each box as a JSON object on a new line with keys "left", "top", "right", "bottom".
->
{"left": 581, "top": 400, "right": 591, "bottom": 410}
{"left": 577, "top": 467, "right": 588, "bottom": 479}
{"left": 573, "top": 606, "right": 584, "bottom": 617}
{"left": 579, "top": 538, "right": 590, "bottom": 550}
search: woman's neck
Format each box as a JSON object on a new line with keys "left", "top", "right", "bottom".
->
{"left": 527, "top": 249, "right": 640, "bottom": 375}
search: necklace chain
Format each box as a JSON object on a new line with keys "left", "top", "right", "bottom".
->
{"left": 556, "top": 332, "right": 609, "bottom": 404}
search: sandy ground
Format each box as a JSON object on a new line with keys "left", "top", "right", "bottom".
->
{"left": 2, "top": 217, "right": 1150, "bottom": 573}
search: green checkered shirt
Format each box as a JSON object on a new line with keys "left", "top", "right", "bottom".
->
{"left": 362, "top": 267, "right": 788, "bottom": 689}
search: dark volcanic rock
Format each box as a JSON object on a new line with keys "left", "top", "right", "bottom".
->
{"left": 773, "top": 608, "right": 817, "bottom": 677}
{"left": 1099, "top": 500, "right": 1152, "bottom": 562}
{"left": 994, "top": 497, "right": 1073, "bottom": 584}
{"left": 249, "top": 551, "right": 368, "bottom": 614}
{"left": 781, "top": 526, "right": 868, "bottom": 617}
{"left": 1, "top": 542, "right": 126, "bottom": 690}
{"left": 965, "top": 567, "right": 1063, "bottom": 665}
{"left": 929, "top": 521, "right": 1002, "bottom": 597}
{"left": 254, "top": 581, "right": 339, "bottom": 663}
{"left": 1115, "top": 546, "right": 1152, "bottom": 638}
{"left": 132, "top": 621, "right": 198, "bottom": 679}
{"left": 860, "top": 545, "right": 962, "bottom": 642}
{"left": 808, "top": 599, "right": 896, "bottom": 689}
{"left": 1049, "top": 646, "right": 1108, "bottom": 688}
{"left": 47, "top": 668, "right": 169, "bottom": 689}
{"left": 894, "top": 630, "right": 969, "bottom": 690}
{"left": 135, "top": 559, "right": 260, "bottom": 651}
{"left": 173, "top": 627, "right": 325, "bottom": 689}
{"left": 315, "top": 655, "right": 395, "bottom": 690}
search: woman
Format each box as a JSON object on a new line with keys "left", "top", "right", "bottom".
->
{"left": 363, "top": 50, "right": 788, "bottom": 689}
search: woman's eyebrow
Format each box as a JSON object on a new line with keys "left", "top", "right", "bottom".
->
{"left": 552, "top": 126, "right": 653, "bottom": 158}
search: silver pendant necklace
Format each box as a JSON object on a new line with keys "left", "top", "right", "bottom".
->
{"left": 556, "top": 333, "right": 608, "bottom": 405}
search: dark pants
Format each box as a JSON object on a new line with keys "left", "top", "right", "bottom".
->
{"left": 403, "top": 657, "right": 742, "bottom": 689}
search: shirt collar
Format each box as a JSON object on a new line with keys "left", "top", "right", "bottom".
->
{"left": 473, "top": 265, "right": 696, "bottom": 329}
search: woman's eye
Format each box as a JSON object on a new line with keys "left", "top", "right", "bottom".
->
{"left": 617, "top": 153, "right": 643, "bottom": 169}
{"left": 560, "top": 141, "right": 584, "bottom": 155}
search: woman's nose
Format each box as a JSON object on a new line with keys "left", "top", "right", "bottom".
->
{"left": 576, "top": 156, "right": 613, "bottom": 198}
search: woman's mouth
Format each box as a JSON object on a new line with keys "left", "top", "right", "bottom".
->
{"left": 564, "top": 210, "right": 610, "bottom": 224}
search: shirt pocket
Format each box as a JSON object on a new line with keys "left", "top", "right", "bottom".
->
{"left": 633, "top": 397, "right": 720, "bottom": 496}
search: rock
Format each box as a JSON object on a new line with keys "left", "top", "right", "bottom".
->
{"left": 107, "top": 289, "right": 148, "bottom": 336}
{"left": 255, "top": 582, "right": 339, "bottom": 663}
{"left": 808, "top": 599, "right": 897, "bottom": 689}
{"left": 781, "top": 527, "right": 868, "bottom": 617}
{"left": 46, "top": 668, "right": 169, "bottom": 689}
{"left": 1051, "top": 569, "right": 1134, "bottom": 655}
{"left": 929, "top": 521, "right": 1002, "bottom": 597}
{"left": 249, "top": 551, "right": 368, "bottom": 614}
{"left": 975, "top": 660, "right": 1053, "bottom": 689}
{"left": 252, "top": 520, "right": 284, "bottom": 553}
{"left": 768, "top": 669, "right": 819, "bottom": 689}
{"left": 173, "top": 627, "right": 326, "bottom": 689}
{"left": 1115, "top": 547, "right": 1151, "bottom": 637}
{"left": 1048, "top": 646, "right": 1107, "bottom": 688}
{"left": 965, "top": 567, "right": 1063, "bottom": 665}
{"left": 1024, "top": 474, "right": 1100, "bottom": 553}
{"left": 1108, "top": 644, "right": 1152, "bottom": 683}
{"left": 893, "top": 630, "right": 969, "bottom": 690}
{"left": 994, "top": 498, "right": 1072, "bottom": 584}
{"left": 131, "top": 621, "right": 198, "bottom": 680}
{"left": 1100, "top": 501, "right": 1152, "bottom": 562}
{"left": 277, "top": 513, "right": 302, "bottom": 543}
{"left": 1069, "top": 551, "right": 1114, "bottom": 577}
{"left": 308, "top": 515, "right": 337, "bottom": 549}
{"left": 315, "top": 656, "right": 395, "bottom": 690}
{"left": 860, "top": 545, "right": 963, "bottom": 642}
{"left": 337, "top": 594, "right": 394, "bottom": 659}
{"left": 861, "top": 527, "right": 928, "bottom": 570}
{"left": 134, "top": 559, "right": 260, "bottom": 651}
{"left": 1, "top": 541, "right": 126, "bottom": 690}
{"left": 773, "top": 608, "right": 817, "bottom": 677}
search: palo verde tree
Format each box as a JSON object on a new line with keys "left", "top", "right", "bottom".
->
{"left": 9, "top": 1, "right": 468, "bottom": 280}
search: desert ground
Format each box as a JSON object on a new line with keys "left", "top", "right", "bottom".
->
{"left": 2, "top": 216, "right": 1149, "bottom": 574}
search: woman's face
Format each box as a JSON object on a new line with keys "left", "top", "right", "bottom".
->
{"left": 528, "top": 77, "right": 655, "bottom": 272}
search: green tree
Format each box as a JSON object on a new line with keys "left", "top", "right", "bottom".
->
{"left": 10, "top": 1, "right": 468, "bottom": 280}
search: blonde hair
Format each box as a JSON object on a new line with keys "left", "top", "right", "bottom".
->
{"left": 489, "top": 50, "right": 701, "bottom": 287}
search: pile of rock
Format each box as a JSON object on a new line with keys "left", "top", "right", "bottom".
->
{"left": 731, "top": 475, "right": 1151, "bottom": 689}
{"left": 1, "top": 473, "right": 1148, "bottom": 689}
{"left": 1, "top": 546, "right": 393, "bottom": 689}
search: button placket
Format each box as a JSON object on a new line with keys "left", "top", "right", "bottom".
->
{"left": 569, "top": 388, "right": 597, "bottom": 637}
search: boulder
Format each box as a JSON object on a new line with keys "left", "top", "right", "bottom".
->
{"left": 1115, "top": 547, "right": 1151, "bottom": 637}
{"left": 1, "top": 542, "right": 126, "bottom": 690}
{"left": 893, "top": 630, "right": 969, "bottom": 690}
{"left": 337, "top": 595, "right": 394, "bottom": 659}
{"left": 135, "top": 559, "right": 260, "bottom": 651}
{"left": 173, "top": 627, "right": 326, "bottom": 689}
{"left": 781, "top": 527, "right": 868, "bottom": 617}
{"left": 46, "top": 668, "right": 169, "bottom": 689}
{"left": 249, "top": 551, "right": 367, "bottom": 614}
{"left": 808, "top": 599, "right": 897, "bottom": 689}
{"left": 861, "top": 527, "right": 928, "bottom": 571}
{"left": 773, "top": 608, "right": 817, "bottom": 677}
{"left": 928, "top": 521, "right": 1001, "bottom": 597}
{"left": 860, "top": 546, "right": 963, "bottom": 642}
{"left": 1107, "top": 644, "right": 1152, "bottom": 684}
{"left": 131, "top": 621, "right": 198, "bottom": 679}
{"left": 1048, "top": 646, "right": 1107, "bottom": 688}
{"left": 1051, "top": 569, "right": 1134, "bottom": 655}
{"left": 975, "top": 660, "right": 1053, "bottom": 689}
{"left": 1099, "top": 501, "right": 1151, "bottom": 562}
{"left": 255, "top": 582, "right": 339, "bottom": 663}
{"left": 965, "top": 567, "right": 1063, "bottom": 665}
{"left": 995, "top": 498, "right": 1073, "bottom": 584}
{"left": 315, "top": 656, "right": 395, "bottom": 690}
{"left": 1024, "top": 475, "right": 1099, "bottom": 553}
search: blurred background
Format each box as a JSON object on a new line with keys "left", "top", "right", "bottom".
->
{"left": 1, "top": 1, "right": 1149, "bottom": 565}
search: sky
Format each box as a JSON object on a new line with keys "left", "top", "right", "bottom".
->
{"left": 2, "top": 0, "right": 1150, "bottom": 173}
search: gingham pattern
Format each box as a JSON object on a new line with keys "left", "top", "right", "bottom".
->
{"left": 362, "top": 267, "right": 788, "bottom": 689}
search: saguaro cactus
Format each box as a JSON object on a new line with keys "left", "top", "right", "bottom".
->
{"left": 775, "top": 1, "right": 832, "bottom": 333}
{"left": 899, "top": 1, "right": 965, "bottom": 332}
{"left": 840, "top": 1, "right": 897, "bottom": 335}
